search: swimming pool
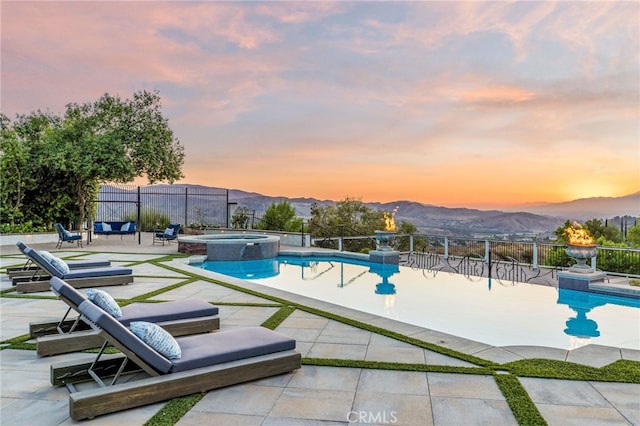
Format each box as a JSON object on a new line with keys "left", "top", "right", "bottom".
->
{"left": 196, "top": 255, "right": 640, "bottom": 351}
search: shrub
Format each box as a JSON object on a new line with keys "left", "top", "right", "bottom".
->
{"left": 122, "top": 209, "right": 170, "bottom": 232}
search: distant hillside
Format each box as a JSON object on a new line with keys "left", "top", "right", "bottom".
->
{"left": 506, "top": 192, "right": 640, "bottom": 220}
{"left": 102, "top": 184, "right": 636, "bottom": 237}
{"left": 227, "top": 191, "right": 563, "bottom": 237}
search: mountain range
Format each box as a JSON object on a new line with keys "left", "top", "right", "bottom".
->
{"left": 227, "top": 188, "right": 639, "bottom": 237}
{"left": 102, "top": 184, "right": 638, "bottom": 237}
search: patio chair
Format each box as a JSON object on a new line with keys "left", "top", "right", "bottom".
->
{"left": 153, "top": 223, "right": 181, "bottom": 246}
{"left": 6, "top": 242, "right": 111, "bottom": 279}
{"left": 55, "top": 223, "right": 83, "bottom": 249}
{"left": 32, "top": 277, "right": 220, "bottom": 356}
{"left": 51, "top": 299, "right": 301, "bottom": 420}
{"left": 13, "top": 247, "right": 133, "bottom": 293}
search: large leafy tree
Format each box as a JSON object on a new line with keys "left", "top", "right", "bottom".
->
{"left": 309, "top": 197, "right": 384, "bottom": 239}
{"left": 0, "top": 111, "right": 68, "bottom": 229}
{"left": 0, "top": 90, "right": 184, "bottom": 230}
{"left": 255, "top": 200, "right": 303, "bottom": 232}
{"left": 56, "top": 90, "right": 184, "bottom": 227}
{"left": 308, "top": 197, "right": 418, "bottom": 252}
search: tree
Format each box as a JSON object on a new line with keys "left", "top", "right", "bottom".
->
{"left": 583, "top": 218, "right": 623, "bottom": 244}
{"left": 53, "top": 90, "right": 185, "bottom": 228}
{"left": 231, "top": 206, "right": 252, "bottom": 229}
{"left": 625, "top": 224, "right": 640, "bottom": 247}
{"left": 309, "top": 197, "right": 383, "bottom": 238}
{"left": 0, "top": 111, "right": 69, "bottom": 229}
{"left": 0, "top": 90, "right": 184, "bottom": 231}
{"left": 255, "top": 200, "right": 302, "bottom": 232}
{"left": 308, "top": 197, "right": 418, "bottom": 252}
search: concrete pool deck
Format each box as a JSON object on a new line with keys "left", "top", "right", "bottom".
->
{"left": 1, "top": 234, "right": 639, "bottom": 425}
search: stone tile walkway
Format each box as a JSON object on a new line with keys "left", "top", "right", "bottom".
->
{"left": 1, "top": 237, "right": 638, "bottom": 425}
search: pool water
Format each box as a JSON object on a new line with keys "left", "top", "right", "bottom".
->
{"left": 198, "top": 255, "right": 640, "bottom": 351}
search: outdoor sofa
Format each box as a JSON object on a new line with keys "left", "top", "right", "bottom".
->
{"left": 93, "top": 221, "right": 137, "bottom": 239}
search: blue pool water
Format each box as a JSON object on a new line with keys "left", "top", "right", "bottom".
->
{"left": 197, "top": 255, "right": 640, "bottom": 350}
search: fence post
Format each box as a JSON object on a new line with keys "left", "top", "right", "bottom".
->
{"left": 484, "top": 240, "right": 490, "bottom": 264}
{"left": 533, "top": 242, "right": 538, "bottom": 269}
{"left": 444, "top": 236, "right": 449, "bottom": 258}
{"left": 184, "top": 187, "right": 189, "bottom": 228}
{"left": 409, "top": 234, "right": 414, "bottom": 252}
{"left": 225, "top": 189, "right": 229, "bottom": 228}
{"left": 137, "top": 186, "right": 141, "bottom": 245}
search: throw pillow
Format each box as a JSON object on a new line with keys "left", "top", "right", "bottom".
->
{"left": 120, "top": 222, "right": 131, "bottom": 232}
{"left": 49, "top": 255, "right": 70, "bottom": 275}
{"left": 39, "top": 250, "right": 54, "bottom": 263}
{"left": 164, "top": 227, "right": 174, "bottom": 236}
{"left": 86, "top": 288, "right": 123, "bottom": 317}
{"left": 130, "top": 321, "right": 181, "bottom": 360}
{"left": 102, "top": 222, "right": 112, "bottom": 232}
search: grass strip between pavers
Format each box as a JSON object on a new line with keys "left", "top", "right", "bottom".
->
{"left": 261, "top": 305, "right": 296, "bottom": 330}
{"left": 144, "top": 393, "right": 205, "bottom": 426}
{"left": 1, "top": 292, "right": 56, "bottom": 299}
{"left": 303, "top": 357, "right": 493, "bottom": 374}
{"left": 494, "top": 373, "right": 547, "bottom": 426}
{"left": 504, "top": 358, "right": 640, "bottom": 383}
{"left": 0, "top": 334, "right": 34, "bottom": 351}
{"left": 127, "top": 277, "right": 200, "bottom": 303}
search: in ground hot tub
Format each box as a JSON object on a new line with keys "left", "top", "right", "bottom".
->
{"left": 178, "top": 234, "right": 280, "bottom": 261}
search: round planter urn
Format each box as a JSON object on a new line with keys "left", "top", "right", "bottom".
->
{"left": 375, "top": 230, "right": 396, "bottom": 251}
{"left": 565, "top": 244, "right": 597, "bottom": 273}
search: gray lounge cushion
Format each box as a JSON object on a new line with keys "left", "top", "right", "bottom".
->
{"left": 50, "top": 277, "right": 218, "bottom": 325}
{"left": 170, "top": 327, "right": 296, "bottom": 373}
{"left": 25, "top": 248, "right": 129, "bottom": 279}
{"left": 118, "top": 299, "right": 218, "bottom": 326}
{"left": 62, "top": 266, "right": 132, "bottom": 279}
{"left": 50, "top": 277, "right": 86, "bottom": 307}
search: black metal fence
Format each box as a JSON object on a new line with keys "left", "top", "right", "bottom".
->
{"left": 94, "top": 184, "right": 229, "bottom": 231}
{"left": 311, "top": 233, "right": 640, "bottom": 277}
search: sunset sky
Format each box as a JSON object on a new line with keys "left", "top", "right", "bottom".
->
{"left": 2, "top": 1, "right": 638, "bottom": 209}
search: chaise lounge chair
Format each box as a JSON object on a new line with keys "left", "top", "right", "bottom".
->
{"left": 51, "top": 299, "right": 301, "bottom": 420}
{"left": 55, "top": 223, "right": 83, "bottom": 249}
{"left": 6, "top": 242, "right": 111, "bottom": 279}
{"left": 13, "top": 247, "right": 133, "bottom": 293}
{"left": 33, "top": 277, "right": 220, "bottom": 356}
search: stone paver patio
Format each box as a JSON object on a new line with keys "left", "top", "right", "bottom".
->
{"left": 1, "top": 234, "right": 638, "bottom": 425}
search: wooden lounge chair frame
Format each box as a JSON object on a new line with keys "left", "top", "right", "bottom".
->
{"left": 13, "top": 247, "right": 133, "bottom": 293}
{"left": 51, "top": 301, "right": 301, "bottom": 420}
{"left": 33, "top": 277, "right": 220, "bottom": 357}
